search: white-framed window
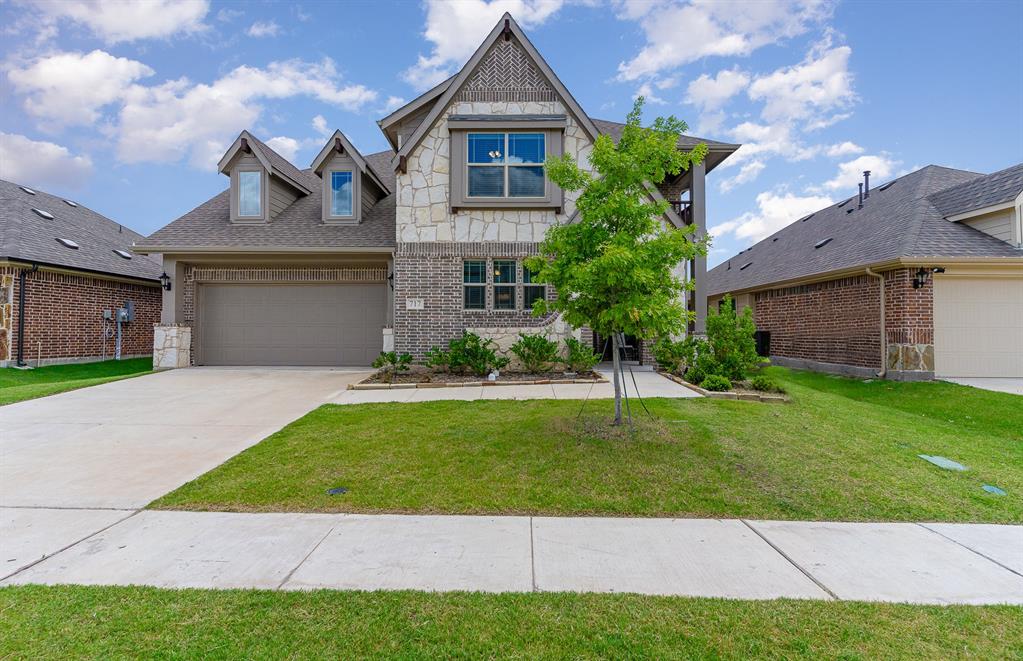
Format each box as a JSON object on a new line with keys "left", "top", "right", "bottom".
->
{"left": 493, "top": 259, "right": 517, "bottom": 310}
{"left": 463, "top": 260, "right": 486, "bottom": 310}
{"left": 466, "top": 132, "right": 546, "bottom": 198}
{"left": 330, "top": 170, "right": 354, "bottom": 217}
{"left": 238, "top": 170, "right": 262, "bottom": 217}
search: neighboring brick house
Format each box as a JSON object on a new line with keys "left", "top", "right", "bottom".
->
{"left": 0, "top": 179, "right": 162, "bottom": 367}
{"left": 708, "top": 164, "right": 1023, "bottom": 380}
{"left": 135, "top": 13, "right": 738, "bottom": 367}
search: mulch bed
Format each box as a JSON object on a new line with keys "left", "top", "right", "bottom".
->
{"left": 353, "top": 369, "right": 606, "bottom": 390}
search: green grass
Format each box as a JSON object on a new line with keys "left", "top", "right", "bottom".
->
{"left": 1, "top": 586, "right": 1020, "bottom": 659}
{"left": 152, "top": 367, "right": 1022, "bottom": 522}
{"left": 0, "top": 357, "right": 152, "bottom": 406}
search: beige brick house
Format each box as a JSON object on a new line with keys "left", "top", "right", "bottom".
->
{"left": 708, "top": 164, "right": 1023, "bottom": 380}
{"left": 135, "top": 13, "right": 737, "bottom": 367}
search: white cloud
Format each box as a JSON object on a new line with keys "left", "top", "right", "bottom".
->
{"left": 402, "top": 0, "right": 567, "bottom": 91}
{"left": 635, "top": 81, "right": 668, "bottom": 105}
{"left": 311, "top": 114, "right": 330, "bottom": 137}
{"left": 264, "top": 136, "right": 300, "bottom": 161}
{"left": 711, "top": 190, "right": 833, "bottom": 243}
{"left": 616, "top": 0, "right": 833, "bottom": 81}
{"left": 747, "top": 36, "right": 855, "bottom": 125}
{"left": 247, "top": 20, "right": 280, "bottom": 38}
{"left": 0, "top": 132, "right": 93, "bottom": 189}
{"left": 381, "top": 96, "right": 407, "bottom": 113}
{"left": 720, "top": 121, "right": 819, "bottom": 171}
{"left": 826, "top": 141, "right": 863, "bottom": 157}
{"left": 216, "top": 8, "right": 243, "bottom": 22}
{"left": 718, "top": 160, "right": 765, "bottom": 192}
{"left": 28, "top": 0, "right": 209, "bottom": 44}
{"left": 116, "top": 58, "right": 378, "bottom": 169}
{"left": 819, "top": 154, "right": 899, "bottom": 191}
{"left": 685, "top": 67, "right": 750, "bottom": 111}
{"left": 7, "top": 50, "right": 154, "bottom": 127}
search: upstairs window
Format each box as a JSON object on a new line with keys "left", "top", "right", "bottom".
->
{"left": 330, "top": 171, "right": 354, "bottom": 217}
{"left": 467, "top": 133, "right": 546, "bottom": 198}
{"left": 238, "top": 171, "right": 262, "bottom": 217}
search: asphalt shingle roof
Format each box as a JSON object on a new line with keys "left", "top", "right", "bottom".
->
{"left": 139, "top": 150, "right": 397, "bottom": 250}
{"left": 245, "top": 133, "right": 310, "bottom": 191}
{"left": 707, "top": 165, "right": 1023, "bottom": 296}
{"left": 928, "top": 162, "right": 1023, "bottom": 217}
{"left": 0, "top": 179, "right": 162, "bottom": 281}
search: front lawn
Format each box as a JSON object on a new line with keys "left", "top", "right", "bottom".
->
{"left": 2, "top": 586, "right": 1019, "bottom": 659}
{"left": 152, "top": 368, "right": 1022, "bottom": 522}
{"left": 0, "top": 358, "right": 153, "bottom": 406}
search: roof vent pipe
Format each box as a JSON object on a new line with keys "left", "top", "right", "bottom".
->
{"left": 863, "top": 170, "right": 871, "bottom": 198}
{"left": 858, "top": 183, "right": 863, "bottom": 209}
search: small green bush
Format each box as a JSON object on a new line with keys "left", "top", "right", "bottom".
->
{"left": 564, "top": 336, "right": 601, "bottom": 373}
{"left": 652, "top": 337, "right": 686, "bottom": 374}
{"left": 509, "top": 334, "right": 560, "bottom": 373}
{"left": 750, "top": 374, "right": 785, "bottom": 393}
{"left": 705, "top": 294, "right": 759, "bottom": 381}
{"left": 448, "top": 332, "right": 510, "bottom": 377}
{"left": 424, "top": 346, "right": 451, "bottom": 373}
{"left": 701, "top": 374, "right": 732, "bottom": 392}
{"left": 372, "top": 351, "right": 413, "bottom": 382}
{"left": 685, "top": 367, "right": 706, "bottom": 385}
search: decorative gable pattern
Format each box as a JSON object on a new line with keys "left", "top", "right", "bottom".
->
{"left": 456, "top": 39, "right": 557, "bottom": 103}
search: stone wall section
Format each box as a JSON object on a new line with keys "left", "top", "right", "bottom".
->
{"left": 7, "top": 268, "right": 160, "bottom": 365}
{"left": 0, "top": 268, "right": 13, "bottom": 363}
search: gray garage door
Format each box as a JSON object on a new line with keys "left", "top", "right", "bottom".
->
{"left": 199, "top": 284, "right": 385, "bottom": 366}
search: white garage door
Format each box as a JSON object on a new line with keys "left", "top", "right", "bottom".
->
{"left": 934, "top": 276, "right": 1023, "bottom": 377}
{"left": 199, "top": 284, "right": 385, "bottom": 366}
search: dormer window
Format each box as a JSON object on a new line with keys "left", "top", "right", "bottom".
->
{"left": 329, "top": 171, "right": 354, "bottom": 217}
{"left": 238, "top": 171, "right": 263, "bottom": 217}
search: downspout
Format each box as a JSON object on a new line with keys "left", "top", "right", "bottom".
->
{"left": 865, "top": 267, "right": 886, "bottom": 378}
{"left": 16, "top": 263, "right": 39, "bottom": 367}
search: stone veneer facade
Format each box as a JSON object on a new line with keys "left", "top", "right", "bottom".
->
{"left": 0, "top": 265, "right": 160, "bottom": 366}
{"left": 750, "top": 267, "right": 934, "bottom": 378}
{"left": 391, "top": 37, "right": 597, "bottom": 359}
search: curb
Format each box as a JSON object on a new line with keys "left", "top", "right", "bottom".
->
{"left": 349, "top": 375, "right": 608, "bottom": 390}
{"left": 658, "top": 372, "right": 789, "bottom": 403}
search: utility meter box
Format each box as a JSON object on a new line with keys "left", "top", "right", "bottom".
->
{"left": 119, "top": 300, "right": 135, "bottom": 323}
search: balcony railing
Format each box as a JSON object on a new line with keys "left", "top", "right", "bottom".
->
{"left": 669, "top": 200, "right": 693, "bottom": 225}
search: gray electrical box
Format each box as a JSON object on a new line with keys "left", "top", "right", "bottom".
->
{"left": 120, "top": 300, "right": 135, "bottom": 323}
{"left": 103, "top": 309, "right": 113, "bottom": 320}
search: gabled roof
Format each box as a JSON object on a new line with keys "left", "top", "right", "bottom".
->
{"left": 391, "top": 12, "right": 600, "bottom": 171}
{"left": 217, "top": 130, "right": 312, "bottom": 195}
{"left": 135, "top": 150, "right": 397, "bottom": 252}
{"left": 929, "top": 162, "right": 1023, "bottom": 218}
{"left": 377, "top": 75, "right": 455, "bottom": 151}
{"left": 707, "top": 165, "right": 1023, "bottom": 296}
{"left": 310, "top": 130, "right": 391, "bottom": 194}
{"left": 0, "top": 179, "right": 162, "bottom": 281}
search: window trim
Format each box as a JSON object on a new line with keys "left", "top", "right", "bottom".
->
{"left": 462, "top": 259, "right": 548, "bottom": 312}
{"left": 231, "top": 167, "right": 268, "bottom": 223}
{"left": 449, "top": 125, "right": 564, "bottom": 212}
{"left": 463, "top": 259, "right": 487, "bottom": 310}
{"left": 492, "top": 259, "right": 518, "bottom": 311}
{"left": 522, "top": 265, "right": 547, "bottom": 311}
{"left": 465, "top": 132, "right": 548, "bottom": 201}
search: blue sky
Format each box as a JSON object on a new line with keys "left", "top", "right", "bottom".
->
{"left": 2, "top": 0, "right": 1021, "bottom": 266}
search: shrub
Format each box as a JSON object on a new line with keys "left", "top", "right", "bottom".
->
{"left": 701, "top": 374, "right": 732, "bottom": 392}
{"left": 705, "top": 294, "right": 759, "bottom": 382}
{"left": 447, "top": 332, "right": 511, "bottom": 377}
{"left": 750, "top": 374, "right": 785, "bottom": 393}
{"left": 652, "top": 337, "right": 686, "bottom": 374}
{"left": 372, "top": 351, "right": 413, "bottom": 383}
{"left": 424, "top": 346, "right": 451, "bottom": 373}
{"left": 509, "top": 333, "right": 560, "bottom": 374}
{"left": 564, "top": 336, "right": 601, "bottom": 374}
{"left": 685, "top": 366, "right": 706, "bottom": 385}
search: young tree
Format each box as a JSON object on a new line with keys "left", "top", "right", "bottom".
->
{"left": 525, "top": 98, "right": 709, "bottom": 424}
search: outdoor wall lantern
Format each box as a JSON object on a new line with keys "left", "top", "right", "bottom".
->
{"left": 159, "top": 271, "right": 172, "bottom": 291}
{"left": 387, "top": 272, "right": 394, "bottom": 290}
{"left": 912, "top": 266, "right": 944, "bottom": 289}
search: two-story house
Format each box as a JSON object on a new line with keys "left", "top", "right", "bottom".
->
{"left": 136, "top": 13, "right": 738, "bottom": 367}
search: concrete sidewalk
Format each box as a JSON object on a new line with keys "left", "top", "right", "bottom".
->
{"left": 332, "top": 366, "right": 701, "bottom": 404}
{"left": 3, "top": 508, "right": 1020, "bottom": 605}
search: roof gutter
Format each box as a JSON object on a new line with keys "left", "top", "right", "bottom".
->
{"left": 864, "top": 267, "right": 886, "bottom": 379}
{"left": 131, "top": 245, "right": 396, "bottom": 255}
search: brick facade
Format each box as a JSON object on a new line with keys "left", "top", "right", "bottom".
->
{"left": 750, "top": 267, "right": 934, "bottom": 375}
{"left": 393, "top": 242, "right": 558, "bottom": 357}
{"left": 5, "top": 266, "right": 160, "bottom": 365}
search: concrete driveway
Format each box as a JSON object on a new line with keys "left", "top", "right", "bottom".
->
{"left": 0, "top": 367, "right": 367, "bottom": 509}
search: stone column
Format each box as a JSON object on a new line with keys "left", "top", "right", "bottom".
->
{"left": 153, "top": 324, "right": 191, "bottom": 369}
{"left": 691, "top": 160, "right": 708, "bottom": 334}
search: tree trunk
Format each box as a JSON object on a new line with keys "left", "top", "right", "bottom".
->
{"left": 611, "top": 332, "right": 623, "bottom": 425}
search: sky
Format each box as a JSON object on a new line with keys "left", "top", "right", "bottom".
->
{"left": 1, "top": 0, "right": 1021, "bottom": 267}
